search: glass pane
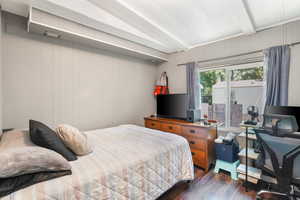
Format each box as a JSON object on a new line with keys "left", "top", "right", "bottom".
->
{"left": 200, "top": 69, "right": 226, "bottom": 127}
{"left": 230, "top": 65, "right": 265, "bottom": 127}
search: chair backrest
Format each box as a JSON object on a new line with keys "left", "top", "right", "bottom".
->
{"left": 256, "top": 133, "right": 300, "bottom": 168}
{"left": 255, "top": 115, "right": 300, "bottom": 193}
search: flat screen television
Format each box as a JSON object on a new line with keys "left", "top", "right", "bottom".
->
{"left": 157, "top": 94, "right": 188, "bottom": 120}
{"left": 265, "top": 106, "right": 300, "bottom": 131}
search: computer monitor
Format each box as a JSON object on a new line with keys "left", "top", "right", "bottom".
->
{"left": 264, "top": 106, "right": 300, "bottom": 131}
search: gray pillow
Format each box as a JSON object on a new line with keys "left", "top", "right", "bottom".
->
{"left": 0, "top": 146, "right": 71, "bottom": 178}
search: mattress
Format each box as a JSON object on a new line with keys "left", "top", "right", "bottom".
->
{"left": 2, "top": 124, "right": 194, "bottom": 200}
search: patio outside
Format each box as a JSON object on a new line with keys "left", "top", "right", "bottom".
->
{"left": 200, "top": 66, "right": 264, "bottom": 127}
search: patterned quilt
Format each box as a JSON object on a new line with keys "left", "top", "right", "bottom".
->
{"left": 2, "top": 125, "right": 194, "bottom": 200}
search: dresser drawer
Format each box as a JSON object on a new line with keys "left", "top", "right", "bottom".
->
{"left": 186, "top": 136, "right": 206, "bottom": 151}
{"left": 190, "top": 149, "right": 206, "bottom": 166}
{"left": 182, "top": 126, "right": 208, "bottom": 138}
{"left": 160, "top": 123, "right": 182, "bottom": 134}
{"left": 182, "top": 126, "right": 200, "bottom": 137}
{"left": 145, "top": 120, "right": 160, "bottom": 130}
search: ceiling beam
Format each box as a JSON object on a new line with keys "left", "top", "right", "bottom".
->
{"left": 88, "top": 0, "right": 189, "bottom": 51}
{"left": 235, "top": 0, "right": 256, "bottom": 34}
{"left": 32, "top": 0, "right": 173, "bottom": 53}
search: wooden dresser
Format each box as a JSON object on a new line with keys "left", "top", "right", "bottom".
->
{"left": 144, "top": 116, "right": 217, "bottom": 172}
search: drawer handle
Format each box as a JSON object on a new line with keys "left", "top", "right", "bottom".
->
{"left": 190, "top": 129, "right": 196, "bottom": 134}
{"left": 168, "top": 126, "right": 173, "bottom": 130}
{"left": 191, "top": 152, "right": 195, "bottom": 156}
{"left": 151, "top": 123, "right": 155, "bottom": 126}
{"left": 189, "top": 141, "right": 195, "bottom": 145}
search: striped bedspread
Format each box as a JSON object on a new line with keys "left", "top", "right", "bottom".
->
{"left": 2, "top": 125, "right": 194, "bottom": 200}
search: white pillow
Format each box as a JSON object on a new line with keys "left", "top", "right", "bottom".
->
{"left": 55, "top": 124, "right": 92, "bottom": 156}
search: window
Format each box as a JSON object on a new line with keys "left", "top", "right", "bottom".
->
{"left": 199, "top": 62, "right": 265, "bottom": 128}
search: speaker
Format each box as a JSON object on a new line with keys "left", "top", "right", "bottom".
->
{"left": 186, "top": 109, "right": 201, "bottom": 122}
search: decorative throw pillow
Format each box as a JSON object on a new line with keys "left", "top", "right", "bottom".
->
{"left": 0, "top": 146, "right": 71, "bottom": 178}
{"left": 29, "top": 120, "right": 77, "bottom": 161}
{"left": 55, "top": 124, "right": 93, "bottom": 156}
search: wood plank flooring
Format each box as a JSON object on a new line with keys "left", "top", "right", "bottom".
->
{"left": 158, "top": 167, "right": 257, "bottom": 200}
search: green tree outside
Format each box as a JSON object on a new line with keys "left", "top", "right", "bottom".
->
{"left": 231, "top": 67, "right": 263, "bottom": 81}
{"left": 200, "top": 66, "right": 264, "bottom": 104}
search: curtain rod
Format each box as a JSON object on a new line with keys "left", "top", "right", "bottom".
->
{"left": 177, "top": 41, "right": 300, "bottom": 66}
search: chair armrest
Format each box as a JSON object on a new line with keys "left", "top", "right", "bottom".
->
{"left": 283, "top": 145, "right": 300, "bottom": 161}
{"left": 285, "top": 133, "right": 300, "bottom": 139}
{"left": 282, "top": 145, "right": 300, "bottom": 179}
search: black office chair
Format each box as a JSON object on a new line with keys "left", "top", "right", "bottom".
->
{"left": 255, "top": 114, "right": 300, "bottom": 200}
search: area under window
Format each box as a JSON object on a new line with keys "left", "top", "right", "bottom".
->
{"left": 199, "top": 62, "right": 265, "bottom": 128}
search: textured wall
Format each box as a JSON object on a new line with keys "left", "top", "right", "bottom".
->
{"left": 2, "top": 13, "right": 157, "bottom": 130}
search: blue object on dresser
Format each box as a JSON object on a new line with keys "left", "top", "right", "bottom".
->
{"left": 215, "top": 141, "right": 239, "bottom": 162}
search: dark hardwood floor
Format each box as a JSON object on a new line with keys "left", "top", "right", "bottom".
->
{"left": 158, "top": 167, "right": 257, "bottom": 200}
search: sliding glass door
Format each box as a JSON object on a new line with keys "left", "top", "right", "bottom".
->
{"left": 199, "top": 62, "right": 265, "bottom": 128}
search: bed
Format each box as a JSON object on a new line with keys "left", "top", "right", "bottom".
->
{"left": 1, "top": 124, "right": 194, "bottom": 200}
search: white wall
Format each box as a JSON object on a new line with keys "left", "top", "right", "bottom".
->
{"left": 0, "top": 9, "right": 2, "bottom": 133}
{"left": 2, "top": 13, "right": 157, "bottom": 130}
{"left": 158, "top": 20, "right": 300, "bottom": 106}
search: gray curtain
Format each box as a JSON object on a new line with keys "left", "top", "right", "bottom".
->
{"left": 264, "top": 45, "right": 290, "bottom": 106}
{"left": 186, "top": 62, "right": 201, "bottom": 110}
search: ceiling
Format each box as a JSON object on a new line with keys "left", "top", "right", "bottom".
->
{"left": 1, "top": 0, "right": 300, "bottom": 53}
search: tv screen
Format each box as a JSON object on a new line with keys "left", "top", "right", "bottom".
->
{"left": 157, "top": 94, "right": 188, "bottom": 120}
{"left": 265, "top": 106, "right": 300, "bottom": 131}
